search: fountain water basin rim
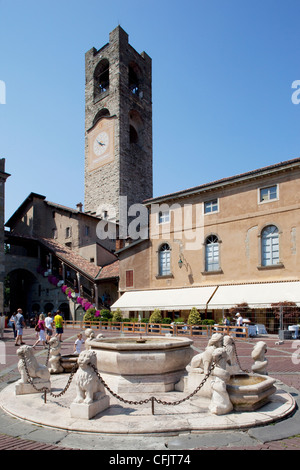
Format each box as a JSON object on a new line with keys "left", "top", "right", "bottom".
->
{"left": 89, "top": 335, "right": 193, "bottom": 351}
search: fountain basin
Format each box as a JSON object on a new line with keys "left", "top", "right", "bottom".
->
{"left": 227, "top": 373, "right": 277, "bottom": 411}
{"left": 88, "top": 336, "right": 194, "bottom": 393}
{"left": 60, "top": 354, "right": 78, "bottom": 373}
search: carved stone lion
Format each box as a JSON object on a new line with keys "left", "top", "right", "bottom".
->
{"left": 17, "top": 345, "right": 50, "bottom": 384}
{"left": 73, "top": 349, "right": 105, "bottom": 404}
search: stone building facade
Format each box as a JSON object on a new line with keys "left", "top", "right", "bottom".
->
{"left": 113, "top": 158, "right": 300, "bottom": 331}
{"left": 5, "top": 193, "right": 119, "bottom": 318}
{"left": 84, "top": 26, "right": 153, "bottom": 221}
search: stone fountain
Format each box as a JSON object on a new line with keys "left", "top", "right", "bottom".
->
{"left": 0, "top": 331, "right": 296, "bottom": 437}
{"left": 175, "top": 332, "right": 276, "bottom": 413}
{"left": 86, "top": 334, "right": 194, "bottom": 392}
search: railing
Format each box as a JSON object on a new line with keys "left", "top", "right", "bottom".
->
{"left": 63, "top": 320, "right": 249, "bottom": 339}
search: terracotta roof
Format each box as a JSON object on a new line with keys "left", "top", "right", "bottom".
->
{"left": 5, "top": 232, "right": 119, "bottom": 282}
{"left": 144, "top": 157, "right": 300, "bottom": 204}
{"left": 40, "top": 238, "right": 119, "bottom": 281}
{"left": 40, "top": 238, "right": 102, "bottom": 279}
{"left": 97, "top": 260, "right": 120, "bottom": 280}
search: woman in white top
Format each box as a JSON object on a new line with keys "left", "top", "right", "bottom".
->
{"left": 45, "top": 312, "right": 54, "bottom": 343}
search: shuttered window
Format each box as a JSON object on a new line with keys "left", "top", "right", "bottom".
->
{"left": 126, "top": 270, "right": 134, "bottom": 288}
{"left": 261, "top": 225, "right": 279, "bottom": 266}
{"left": 159, "top": 244, "right": 171, "bottom": 276}
{"left": 205, "top": 235, "right": 219, "bottom": 271}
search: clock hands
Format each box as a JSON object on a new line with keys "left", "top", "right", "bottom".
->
{"left": 96, "top": 139, "right": 105, "bottom": 146}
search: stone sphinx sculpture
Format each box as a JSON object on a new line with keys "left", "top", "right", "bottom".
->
{"left": 15, "top": 345, "right": 51, "bottom": 395}
{"left": 84, "top": 328, "right": 104, "bottom": 349}
{"left": 223, "top": 335, "right": 241, "bottom": 374}
{"left": 176, "top": 333, "right": 237, "bottom": 415}
{"left": 209, "top": 347, "right": 233, "bottom": 415}
{"left": 251, "top": 341, "right": 268, "bottom": 375}
{"left": 70, "top": 349, "right": 110, "bottom": 419}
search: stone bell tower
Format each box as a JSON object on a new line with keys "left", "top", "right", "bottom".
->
{"left": 84, "top": 26, "right": 153, "bottom": 223}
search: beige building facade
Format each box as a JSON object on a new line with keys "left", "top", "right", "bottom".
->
{"left": 113, "top": 158, "right": 300, "bottom": 330}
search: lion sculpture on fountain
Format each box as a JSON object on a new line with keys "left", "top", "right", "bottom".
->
{"left": 73, "top": 349, "right": 105, "bottom": 404}
{"left": 17, "top": 345, "right": 50, "bottom": 384}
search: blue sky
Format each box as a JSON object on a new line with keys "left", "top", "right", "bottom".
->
{"left": 0, "top": 0, "right": 300, "bottom": 220}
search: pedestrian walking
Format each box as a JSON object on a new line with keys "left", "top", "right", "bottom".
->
{"left": 45, "top": 312, "right": 54, "bottom": 343}
{"left": 9, "top": 312, "right": 17, "bottom": 340}
{"left": 73, "top": 333, "right": 85, "bottom": 355}
{"left": 33, "top": 314, "right": 47, "bottom": 349}
{"left": 54, "top": 310, "right": 64, "bottom": 342}
{"left": 15, "top": 308, "right": 26, "bottom": 346}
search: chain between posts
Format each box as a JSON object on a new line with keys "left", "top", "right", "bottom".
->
{"left": 232, "top": 340, "right": 249, "bottom": 373}
{"left": 89, "top": 362, "right": 216, "bottom": 414}
{"left": 20, "top": 352, "right": 216, "bottom": 413}
{"left": 20, "top": 351, "right": 79, "bottom": 403}
{"left": 21, "top": 336, "right": 245, "bottom": 414}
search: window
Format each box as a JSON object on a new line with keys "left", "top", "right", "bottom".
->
{"left": 159, "top": 243, "right": 171, "bottom": 276}
{"left": 66, "top": 227, "right": 71, "bottom": 238}
{"left": 84, "top": 226, "right": 90, "bottom": 237}
{"left": 205, "top": 235, "right": 220, "bottom": 272}
{"left": 94, "top": 59, "right": 109, "bottom": 99}
{"left": 126, "top": 270, "right": 134, "bottom": 288}
{"left": 204, "top": 199, "right": 218, "bottom": 214}
{"left": 261, "top": 225, "right": 279, "bottom": 266}
{"left": 52, "top": 228, "right": 57, "bottom": 239}
{"left": 259, "top": 185, "right": 278, "bottom": 203}
{"left": 93, "top": 108, "right": 110, "bottom": 127}
{"left": 128, "top": 61, "right": 141, "bottom": 96}
{"left": 158, "top": 210, "right": 170, "bottom": 224}
{"left": 129, "top": 109, "right": 143, "bottom": 144}
{"left": 130, "top": 125, "right": 138, "bottom": 143}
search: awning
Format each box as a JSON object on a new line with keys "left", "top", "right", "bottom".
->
{"left": 207, "top": 281, "right": 300, "bottom": 309}
{"left": 111, "top": 286, "right": 218, "bottom": 311}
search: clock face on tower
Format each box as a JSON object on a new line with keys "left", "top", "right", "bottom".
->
{"left": 93, "top": 131, "right": 109, "bottom": 156}
{"left": 87, "top": 117, "right": 115, "bottom": 171}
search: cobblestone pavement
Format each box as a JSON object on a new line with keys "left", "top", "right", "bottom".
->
{"left": 0, "top": 326, "right": 300, "bottom": 451}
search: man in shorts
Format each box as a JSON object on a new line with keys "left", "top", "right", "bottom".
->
{"left": 54, "top": 310, "right": 64, "bottom": 342}
{"left": 45, "top": 312, "right": 54, "bottom": 343}
{"left": 15, "top": 308, "right": 26, "bottom": 346}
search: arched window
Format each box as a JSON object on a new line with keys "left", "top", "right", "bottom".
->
{"left": 159, "top": 243, "right": 171, "bottom": 276}
{"left": 128, "top": 61, "right": 141, "bottom": 95}
{"left": 129, "top": 109, "right": 143, "bottom": 144}
{"left": 94, "top": 59, "right": 109, "bottom": 98}
{"left": 93, "top": 108, "right": 110, "bottom": 127}
{"left": 261, "top": 225, "right": 279, "bottom": 266}
{"left": 205, "top": 235, "right": 219, "bottom": 272}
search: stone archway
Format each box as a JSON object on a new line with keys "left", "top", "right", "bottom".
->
{"left": 74, "top": 305, "right": 85, "bottom": 322}
{"left": 58, "top": 302, "right": 70, "bottom": 320}
{"left": 44, "top": 303, "right": 54, "bottom": 314}
{"left": 7, "top": 268, "right": 38, "bottom": 317}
